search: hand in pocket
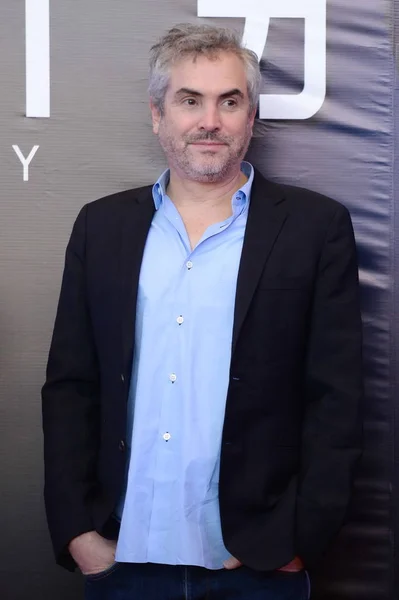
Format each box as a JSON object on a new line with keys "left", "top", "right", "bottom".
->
{"left": 68, "top": 531, "right": 117, "bottom": 576}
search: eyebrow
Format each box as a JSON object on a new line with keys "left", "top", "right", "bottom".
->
{"left": 174, "top": 87, "right": 245, "bottom": 100}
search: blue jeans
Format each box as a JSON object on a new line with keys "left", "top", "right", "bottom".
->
{"left": 84, "top": 562, "right": 311, "bottom": 600}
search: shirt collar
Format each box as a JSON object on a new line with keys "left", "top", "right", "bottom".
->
{"left": 152, "top": 161, "right": 254, "bottom": 213}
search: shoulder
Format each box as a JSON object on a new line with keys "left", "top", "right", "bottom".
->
{"left": 279, "top": 182, "right": 349, "bottom": 220}
{"left": 253, "top": 168, "right": 350, "bottom": 221}
{"left": 86, "top": 184, "right": 153, "bottom": 214}
{"left": 72, "top": 184, "right": 153, "bottom": 230}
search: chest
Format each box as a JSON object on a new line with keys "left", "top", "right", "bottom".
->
{"left": 137, "top": 210, "right": 246, "bottom": 310}
{"left": 181, "top": 211, "right": 232, "bottom": 250}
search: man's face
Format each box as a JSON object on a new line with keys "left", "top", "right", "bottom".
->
{"left": 151, "top": 52, "right": 256, "bottom": 183}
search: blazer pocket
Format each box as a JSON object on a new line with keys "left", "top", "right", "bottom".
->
{"left": 258, "top": 276, "right": 310, "bottom": 290}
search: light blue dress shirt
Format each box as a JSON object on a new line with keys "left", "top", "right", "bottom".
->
{"left": 115, "top": 162, "right": 254, "bottom": 569}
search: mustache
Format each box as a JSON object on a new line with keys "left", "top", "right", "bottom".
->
{"left": 185, "top": 133, "right": 230, "bottom": 144}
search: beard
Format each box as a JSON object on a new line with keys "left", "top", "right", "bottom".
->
{"left": 157, "top": 121, "right": 253, "bottom": 183}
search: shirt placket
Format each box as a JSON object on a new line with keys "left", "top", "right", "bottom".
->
{"left": 147, "top": 214, "right": 196, "bottom": 562}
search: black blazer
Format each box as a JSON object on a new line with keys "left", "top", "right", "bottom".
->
{"left": 42, "top": 169, "right": 363, "bottom": 572}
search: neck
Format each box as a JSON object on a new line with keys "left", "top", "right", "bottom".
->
{"left": 166, "top": 167, "right": 248, "bottom": 210}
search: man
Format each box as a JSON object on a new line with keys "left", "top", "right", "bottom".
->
{"left": 42, "top": 23, "right": 363, "bottom": 600}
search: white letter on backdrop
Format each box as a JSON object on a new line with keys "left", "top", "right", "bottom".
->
{"left": 12, "top": 145, "right": 40, "bottom": 181}
{"left": 198, "top": 0, "right": 327, "bottom": 120}
{"left": 26, "top": 0, "right": 50, "bottom": 117}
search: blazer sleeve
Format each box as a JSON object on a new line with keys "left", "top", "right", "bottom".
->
{"left": 42, "top": 204, "right": 100, "bottom": 571}
{"left": 295, "top": 204, "right": 363, "bottom": 567}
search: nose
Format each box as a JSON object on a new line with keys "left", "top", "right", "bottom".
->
{"left": 198, "top": 105, "right": 221, "bottom": 132}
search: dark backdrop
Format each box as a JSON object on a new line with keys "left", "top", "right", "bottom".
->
{"left": 0, "top": 1, "right": 397, "bottom": 598}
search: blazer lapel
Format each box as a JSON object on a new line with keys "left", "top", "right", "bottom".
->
{"left": 232, "top": 171, "right": 288, "bottom": 353}
{"left": 119, "top": 186, "right": 155, "bottom": 375}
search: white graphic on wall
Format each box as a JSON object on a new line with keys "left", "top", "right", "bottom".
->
{"left": 12, "top": 146, "right": 40, "bottom": 181}
{"left": 26, "top": 0, "right": 50, "bottom": 117}
{"left": 198, "top": 0, "right": 327, "bottom": 120}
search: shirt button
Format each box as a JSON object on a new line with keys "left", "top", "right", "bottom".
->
{"left": 169, "top": 373, "right": 177, "bottom": 383}
{"left": 120, "top": 374, "right": 125, "bottom": 382}
{"left": 186, "top": 261, "right": 193, "bottom": 270}
{"left": 119, "top": 440, "right": 126, "bottom": 452}
{"left": 176, "top": 316, "right": 184, "bottom": 325}
{"left": 163, "top": 432, "right": 171, "bottom": 441}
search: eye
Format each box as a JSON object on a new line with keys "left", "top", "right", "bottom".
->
{"left": 223, "top": 98, "right": 238, "bottom": 108}
{"left": 182, "top": 98, "right": 197, "bottom": 106}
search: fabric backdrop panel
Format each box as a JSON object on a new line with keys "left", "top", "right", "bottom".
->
{"left": 392, "top": 0, "right": 399, "bottom": 596}
{"left": 0, "top": 1, "right": 396, "bottom": 598}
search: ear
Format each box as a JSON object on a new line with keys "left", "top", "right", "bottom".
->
{"left": 150, "top": 99, "right": 161, "bottom": 135}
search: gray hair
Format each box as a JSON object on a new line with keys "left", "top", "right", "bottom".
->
{"left": 149, "top": 23, "right": 261, "bottom": 115}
